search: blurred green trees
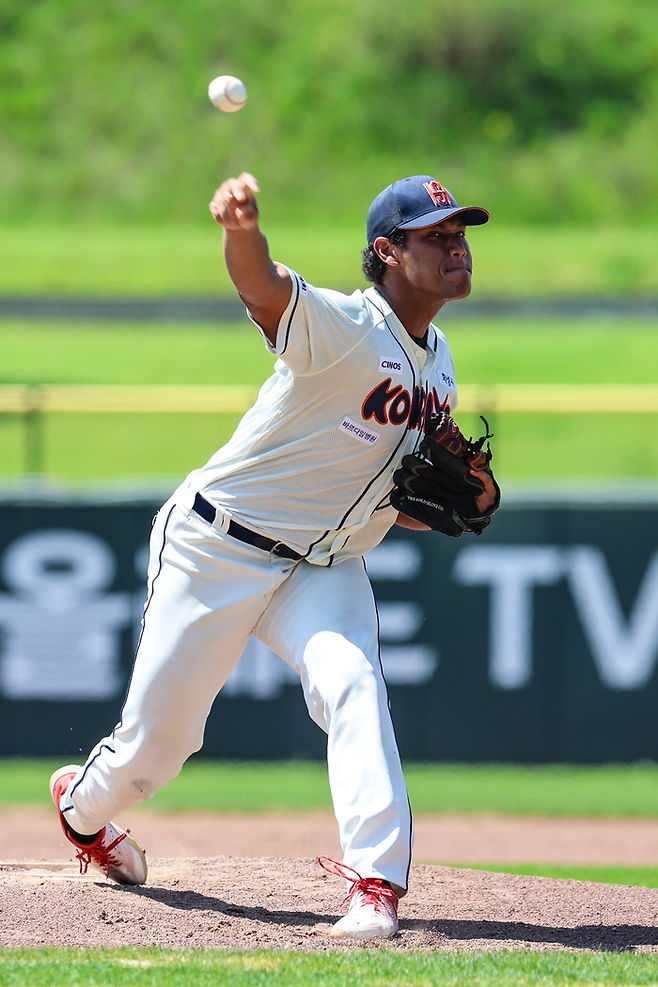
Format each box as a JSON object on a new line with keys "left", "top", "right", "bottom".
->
{"left": 1, "top": 0, "right": 657, "bottom": 224}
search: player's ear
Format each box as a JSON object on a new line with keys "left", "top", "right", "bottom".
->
{"left": 373, "top": 237, "right": 401, "bottom": 267}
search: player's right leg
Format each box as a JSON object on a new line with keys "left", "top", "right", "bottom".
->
{"left": 51, "top": 500, "right": 293, "bottom": 880}
{"left": 256, "top": 556, "right": 411, "bottom": 937}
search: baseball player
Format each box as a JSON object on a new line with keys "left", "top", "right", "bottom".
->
{"left": 50, "top": 172, "right": 496, "bottom": 939}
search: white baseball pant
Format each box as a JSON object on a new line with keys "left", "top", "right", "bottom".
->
{"left": 61, "top": 498, "right": 413, "bottom": 892}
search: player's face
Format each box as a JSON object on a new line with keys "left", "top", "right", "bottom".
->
{"left": 395, "top": 218, "right": 472, "bottom": 300}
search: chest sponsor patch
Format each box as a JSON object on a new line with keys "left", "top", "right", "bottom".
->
{"left": 379, "top": 355, "right": 403, "bottom": 375}
{"left": 338, "top": 417, "right": 380, "bottom": 445}
{"left": 440, "top": 371, "right": 456, "bottom": 389}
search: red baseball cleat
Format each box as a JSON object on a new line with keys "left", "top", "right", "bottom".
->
{"left": 318, "top": 855, "right": 399, "bottom": 939}
{"left": 50, "top": 765, "right": 147, "bottom": 886}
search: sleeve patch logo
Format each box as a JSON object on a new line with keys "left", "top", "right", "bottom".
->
{"left": 440, "top": 371, "right": 456, "bottom": 389}
{"left": 378, "top": 356, "right": 403, "bottom": 375}
{"left": 297, "top": 275, "right": 308, "bottom": 294}
{"left": 338, "top": 418, "right": 380, "bottom": 445}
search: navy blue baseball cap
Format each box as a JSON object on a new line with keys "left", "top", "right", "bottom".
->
{"left": 367, "top": 175, "right": 489, "bottom": 244}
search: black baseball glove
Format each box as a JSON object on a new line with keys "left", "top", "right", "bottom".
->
{"left": 390, "top": 412, "right": 501, "bottom": 537}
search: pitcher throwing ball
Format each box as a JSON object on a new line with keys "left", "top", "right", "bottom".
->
{"left": 50, "top": 172, "right": 498, "bottom": 939}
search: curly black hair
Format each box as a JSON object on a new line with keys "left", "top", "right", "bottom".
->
{"left": 361, "top": 229, "right": 408, "bottom": 284}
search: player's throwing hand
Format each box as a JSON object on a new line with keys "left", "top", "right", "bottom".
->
{"left": 209, "top": 172, "right": 260, "bottom": 230}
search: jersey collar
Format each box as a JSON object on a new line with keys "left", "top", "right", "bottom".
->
{"left": 364, "top": 287, "right": 439, "bottom": 373}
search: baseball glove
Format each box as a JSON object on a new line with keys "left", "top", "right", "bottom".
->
{"left": 390, "top": 412, "right": 500, "bottom": 537}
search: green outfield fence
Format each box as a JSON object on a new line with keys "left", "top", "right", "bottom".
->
{"left": 1, "top": 493, "right": 658, "bottom": 760}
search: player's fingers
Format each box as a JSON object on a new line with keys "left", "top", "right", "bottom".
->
{"left": 209, "top": 192, "right": 238, "bottom": 227}
{"left": 209, "top": 181, "right": 231, "bottom": 214}
{"left": 209, "top": 177, "right": 256, "bottom": 228}
{"left": 237, "top": 172, "right": 260, "bottom": 195}
{"left": 224, "top": 176, "right": 258, "bottom": 207}
{"left": 209, "top": 197, "right": 226, "bottom": 223}
{"left": 226, "top": 177, "right": 249, "bottom": 202}
{"left": 472, "top": 469, "right": 497, "bottom": 512}
{"left": 211, "top": 177, "right": 238, "bottom": 201}
{"left": 234, "top": 203, "right": 259, "bottom": 229}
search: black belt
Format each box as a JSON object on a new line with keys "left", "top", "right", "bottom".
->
{"left": 192, "top": 493, "right": 303, "bottom": 561}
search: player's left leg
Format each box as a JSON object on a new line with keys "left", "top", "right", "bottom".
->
{"left": 255, "top": 557, "right": 411, "bottom": 935}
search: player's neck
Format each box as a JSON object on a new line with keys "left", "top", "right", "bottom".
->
{"left": 374, "top": 284, "right": 446, "bottom": 341}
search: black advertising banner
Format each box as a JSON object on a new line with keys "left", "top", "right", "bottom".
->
{"left": 0, "top": 496, "right": 657, "bottom": 762}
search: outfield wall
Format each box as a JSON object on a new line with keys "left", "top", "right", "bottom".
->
{"left": 0, "top": 491, "right": 657, "bottom": 763}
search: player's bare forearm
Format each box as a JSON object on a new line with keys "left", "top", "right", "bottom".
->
{"left": 223, "top": 226, "right": 291, "bottom": 338}
{"left": 395, "top": 513, "right": 431, "bottom": 531}
{"left": 209, "top": 173, "right": 292, "bottom": 341}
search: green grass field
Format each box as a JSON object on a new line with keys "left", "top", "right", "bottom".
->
{"left": 1, "top": 320, "right": 657, "bottom": 482}
{"left": 2, "top": 947, "right": 658, "bottom": 987}
{"left": 2, "top": 224, "right": 658, "bottom": 298}
{"left": 3, "top": 948, "right": 658, "bottom": 987}
{"left": 7, "top": 758, "right": 658, "bottom": 816}
{"left": 448, "top": 862, "right": 658, "bottom": 889}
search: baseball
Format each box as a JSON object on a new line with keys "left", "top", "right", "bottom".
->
{"left": 208, "top": 75, "right": 247, "bottom": 113}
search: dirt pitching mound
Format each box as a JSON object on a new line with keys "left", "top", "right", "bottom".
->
{"left": 2, "top": 856, "right": 658, "bottom": 953}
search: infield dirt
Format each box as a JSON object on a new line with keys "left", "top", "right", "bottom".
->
{"left": 2, "top": 856, "right": 658, "bottom": 952}
{"left": 2, "top": 808, "right": 658, "bottom": 952}
{"left": 4, "top": 806, "right": 658, "bottom": 866}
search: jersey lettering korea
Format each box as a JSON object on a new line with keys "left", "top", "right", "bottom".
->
{"left": 181, "top": 270, "right": 459, "bottom": 565}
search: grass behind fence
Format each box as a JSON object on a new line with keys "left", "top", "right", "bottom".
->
{"left": 2, "top": 224, "right": 658, "bottom": 297}
{"left": 0, "top": 412, "right": 243, "bottom": 479}
{"left": 0, "top": 320, "right": 656, "bottom": 482}
{"left": 3, "top": 321, "right": 658, "bottom": 385}
{"left": 2, "top": 409, "right": 656, "bottom": 480}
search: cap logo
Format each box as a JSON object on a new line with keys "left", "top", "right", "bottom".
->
{"left": 423, "top": 180, "right": 451, "bottom": 207}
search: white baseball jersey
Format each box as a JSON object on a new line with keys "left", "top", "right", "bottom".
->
{"left": 62, "top": 268, "right": 460, "bottom": 894}
{"left": 179, "top": 270, "right": 459, "bottom": 564}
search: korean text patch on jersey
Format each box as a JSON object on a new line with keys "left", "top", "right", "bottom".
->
{"left": 338, "top": 418, "right": 381, "bottom": 446}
